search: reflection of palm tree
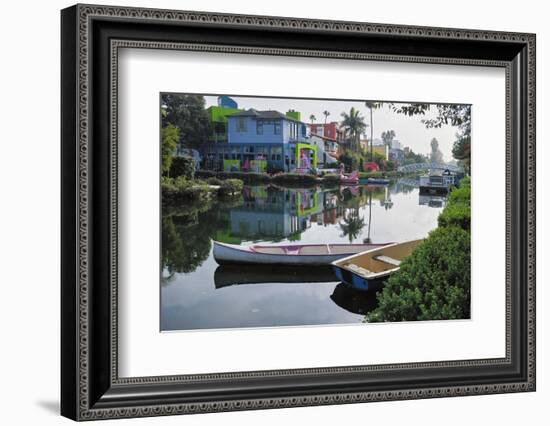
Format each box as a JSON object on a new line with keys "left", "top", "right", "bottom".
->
{"left": 323, "top": 110, "right": 330, "bottom": 124}
{"left": 364, "top": 192, "right": 373, "bottom": 243}
{"left": 340, "top": 207, "right": 365, "bottom": 242}
{"left": 309, "top": 114, "right": 316, "bottom": 124}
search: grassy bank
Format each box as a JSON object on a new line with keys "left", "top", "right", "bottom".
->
{"left": 367, "top": 177, "right": 471, "bottom": 322}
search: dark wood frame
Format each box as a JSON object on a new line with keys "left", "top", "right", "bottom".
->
{"left": 61, "top": 3, "right": 536, "bottom": 421}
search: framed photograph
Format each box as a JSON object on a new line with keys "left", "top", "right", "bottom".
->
{"left": 61, "top": 4, "right": 536, "bottom": 421}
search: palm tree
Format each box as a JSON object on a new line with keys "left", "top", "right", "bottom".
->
{"left": 340, "top": 107, "right": 367, "bottom": 152}
{"left": 309, "top": 114, "right": 316, "bottom": 124}
{"left": 323, "top": 110, "right": 330, "bottom": 124}
{"left": 365, "top": 102, "right": 382, "bottom": 161}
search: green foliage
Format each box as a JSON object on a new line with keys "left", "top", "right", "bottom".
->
{"left": 217, "top": 171, "right": 271, "bottom": 184}
{"left": 271, "top": 173, "right": 317, "bottom": 186}
{"left": 381, "top": 130, "right": 396, "bottom": 147}
{"left": 437, "top": 177, "right": 471, "bottom": 230}
{"left": 367, "top": 226, "right": 471, "bottom": 322}
{"left": 339, "top": 151, "right": 361, "bottom": 172}
{"left": 402, "top": 148, "right": 428, "bottom": 165}
{"left": 452, "top": 134, "right": 471, "bottom": 173}
{"left": 367, "top": 177, "right": 471, "bottom": 322}
{"left": 161, "top": 176, "right": 213, "bottom": 202}
{"left": 169, "top": 156, "right": 195, "bottom": 179}
{"left": 161, "top": 123, "right": 179, "bottom": 175}
{"left": 340, "top": 107, "right": 367, "bottom": 152}
{"left": 161, "top": 94, "right": 212, "bottom": 150}
{"left": 206, "top": 177, "right": 222, "bottom": 186}
{"left": 218, "top": 179, "right": 244, "bottom": 197}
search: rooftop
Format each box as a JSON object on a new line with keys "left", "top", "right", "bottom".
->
{"left": 227, "top": 108, "right": 304, "bottom": 123}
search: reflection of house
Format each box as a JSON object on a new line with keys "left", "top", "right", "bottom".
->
{"left": 201, "top": 99, "right": 317, "bottom": 172}
{"left": 228, "top": 188, "right": 326, "bottom": 239}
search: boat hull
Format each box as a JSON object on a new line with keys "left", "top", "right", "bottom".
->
{"left": 332, "top": 264, "right": 388, "bottom": 291}
{"left": 213, "top": 242, "right": 389, "bottom": 266}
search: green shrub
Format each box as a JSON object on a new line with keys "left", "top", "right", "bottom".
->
{"left": 339, "top": 152, "right": 361, "bottom": 172}
{"left": 206, "top": 177, "right": 222, "bottom": 186}
{"left": 218, "top": 179, "right": 244, "bottom": 197}
{"left": 169, "top": 156, "right": 195, "bottom": 179}
{"left": 161, "top": 176, "right": 213, "bottom": 202}
{"left": 217, "top": 171, "right": 271, "bottom": 184}
{"left": 437, "top": 177, "right": 471, "bottom": 230}
{"left": 367, "top": 225, "right": 471, "bottom": 323}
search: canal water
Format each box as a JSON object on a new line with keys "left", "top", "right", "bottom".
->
{"left": 161, "top": 180, "right": 446, "bottom": 331}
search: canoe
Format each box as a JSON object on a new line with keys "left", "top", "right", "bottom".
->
{"left": 331, "top": 239, "right": 423, "bottom": 290}
{"left": 213, "top": 241, "right": 392, "bottom": 266}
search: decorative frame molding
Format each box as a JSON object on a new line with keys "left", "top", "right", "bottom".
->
{"left": 61, "top": 4, "right": 536, "bottom": 421}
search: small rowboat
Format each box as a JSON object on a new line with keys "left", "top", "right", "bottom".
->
{"left": 364, "top": 177, "right": 390, "bottom": 185}
{"left": 331, "top": 239, "right": 423, "bottom": 291}
{"left": 213, "top": 241, "right": 392, "bottom": 266}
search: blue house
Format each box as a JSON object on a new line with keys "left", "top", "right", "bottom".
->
{"left": 201, "top": 108, "right": 317, "bottom": 172}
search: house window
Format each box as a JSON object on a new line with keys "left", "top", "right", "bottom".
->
{"left": 256, "top": 121, "right": 263, "bottom": 135}
{"left": 274, "top": 121, "right": 281, "bottom": 135}
{"left": 236, "top": 118, "right": 247, "bottom": 132}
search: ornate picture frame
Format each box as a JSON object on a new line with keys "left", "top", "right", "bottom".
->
{"left": 61, "top": 4, "right": 535, "bottom": 421}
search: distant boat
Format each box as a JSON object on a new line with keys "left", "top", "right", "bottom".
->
{"left": 364, "top": 177, "right": 390, "bottom": 185}
{"left": 340, "top": 171, "right": 359, "bottom": 185}
{"left": 331, "top": 239, "right": 423, "bottom": 290}
{"left": 213, "top": 241, "right": 392, "bottom": 266}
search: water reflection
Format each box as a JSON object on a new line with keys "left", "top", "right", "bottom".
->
{"left": 161, "top": 182, "right": 445, "bottom": 331}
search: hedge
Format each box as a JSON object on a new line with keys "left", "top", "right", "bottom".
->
{"left": 169, "top": 156, "right": 195, "bottom": 179}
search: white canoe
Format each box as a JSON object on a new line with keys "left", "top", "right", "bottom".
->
{"left": 213, "top": 241, "right": 392, "bottom": 266}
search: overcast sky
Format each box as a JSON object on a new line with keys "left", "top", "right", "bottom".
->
{"left": 203, "top": 95, "right": 466, "bottom": 161}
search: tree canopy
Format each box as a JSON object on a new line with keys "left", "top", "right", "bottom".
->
{"left": 430, "top": 137, "right": 444, "bottom": 163}
{"left": 389, "top": 103, "right": 471, "bottom": 170}
{"left": 340, "top": 107, "right": 367, "bottom": 152}
{"left": 161, "top": 94, "right": 212, "bottom": 150}
{"left": 381, "top": 130, "right": 396, "bottom": 147}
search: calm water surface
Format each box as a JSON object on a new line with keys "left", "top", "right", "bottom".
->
{"left": 161, "top": 180, "right": 446, "bottom": 331}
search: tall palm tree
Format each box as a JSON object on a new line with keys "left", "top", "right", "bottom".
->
{"left": 340, "top": 107, "right": 366, "bottom": 152}
{"left": 365, "top": 102, "right": 382, "bottom": 161}
{"left": 323, "top": 110, "right": 330, "bottom": 124}
{"left": 309, "top": 114, "right": 316, "bottom": 124}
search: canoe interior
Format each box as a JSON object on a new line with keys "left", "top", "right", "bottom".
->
{"left": 333, "top": 240, "right": 423, "bottom": 277}
{"left": 251, "top": 243, "right": 387, "bottom": 256}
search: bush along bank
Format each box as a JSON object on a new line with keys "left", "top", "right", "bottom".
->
{"left": 161, "top": 176, "right": 244, "bottom": 203}
{"left": 366, "top": 177, "right": 471, "bottom": 323}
